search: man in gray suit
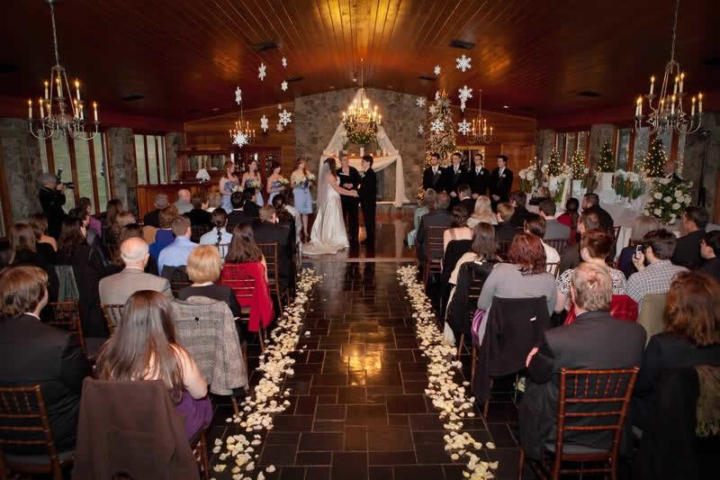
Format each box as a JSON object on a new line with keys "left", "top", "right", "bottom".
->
{"left": 538, "top": 199, "right": 570, "bottom": 241}
{"left": 99, "top": 238, "right": 172, "bottom": 305}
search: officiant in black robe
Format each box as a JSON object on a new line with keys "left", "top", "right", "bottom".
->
{"left": 423, "top": 153, "right": 445, "bottom": 193}
{"left": 337, "top": 155, "right": 362, "bottom": 243}
{"left": 359, "top": 155, "right": 377, "bottom": 247}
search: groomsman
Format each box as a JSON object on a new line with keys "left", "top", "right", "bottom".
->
{"left": 359, "top": 155, "right": 377, "bottom": 247}
{"left": 490, "top": 155, "right": 513, "bottom": 209}
{"left": 443, "top": 152, "right": 467, "bottom": 206}
{"left": 467, "top": 153, "right": 490, "bottom": 198}
{"left": 337, "top": 155, "right": 362, "bottom": 243}
{"left": 423, "top": 153, "right": 445, "bottom": 193}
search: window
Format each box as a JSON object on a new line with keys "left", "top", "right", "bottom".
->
{"left": 555, "top": 130, "right": 590, "bottom": 163}
{"left": 50, "top": 136, "right": 76, "bottom": 210}
{"left": 616, "top": 128, "right": 632, "bottom": 171}
{"left": 134, "top": 134, "right": 168, "bottom": 185}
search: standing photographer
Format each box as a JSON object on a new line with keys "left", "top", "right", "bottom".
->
{"left": 38, "top": 172, "right": 67, "bottom": 239}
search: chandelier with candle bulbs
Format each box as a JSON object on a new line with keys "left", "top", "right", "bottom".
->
{"left": 634, "top": 0, "right": 703, "bottom": 135}
{"left": 342, "top": 59, "right": 381, "bottom": 145}
{"left": 229, "top": 87, "right": 255, "bottom": 147}
{"left": 465, "top": 90, "right": 494, "bottom": 144}
{"left": 29, "top": 0, "right": 99, "bottom": 141}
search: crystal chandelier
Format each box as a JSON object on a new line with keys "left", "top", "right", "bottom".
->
{"left": 342, "top": 59, "right": 381, "bottom": 145}
{"left": 466, "top": 90, "right": 494, "bottom": 144}
{"left": 634, "top": 0, "right": 703, "bottom": 135}
{"left": 28, "top": 0, "right": 99, "bottom": 141}
{"left": 229, "top": 87, "right": 255, "bottom": 147}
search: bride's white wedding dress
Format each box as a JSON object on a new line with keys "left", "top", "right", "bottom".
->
{"left": 304, "top": 174, "right": 349, "bottom": 255}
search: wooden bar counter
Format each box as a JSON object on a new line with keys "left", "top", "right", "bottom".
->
{"left": 136, "top": 182, "right": 216, "bottom": 219}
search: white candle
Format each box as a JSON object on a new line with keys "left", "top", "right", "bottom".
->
{"left": 679, "top": 73, "right": 684, "bottom": 93}
{"left": 28, "top": 99, "right": 32, "bottom": 119}
{"left": 691, "top": 97, "right": 696, "bottom": 116}
{"left": 649, "top": 76, "right": 655, "bottom": 95}
{"left": 80, "top": 104, "right": 84, "bottom": 121}
{"left": 75, "top": 80, "right": 81, "bottom": 101}
{"left": 93, "top": 102, "right": 98, "bottom": 122}
{"left": 698, "top": 93, "right": 703, "bottom": 113}
{"left": 39, "top": 98, "right": 45, "bottom": 118}
{"left": 673, "top": 76, "right": 678, "bottom": 95}
{"left": 44, "top": 81, "right": 49, "bottom": 100}
{"left": 55, "top": 77, "right": 61, "bottom": 97}
{"left": 671, "top": 96, "right": 675, "bottom": 115}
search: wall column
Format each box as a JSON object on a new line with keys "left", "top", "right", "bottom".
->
{"left": 535, "top": 129, "right": 556, "bottom": 164}
{"left": 165, "top": 132, "right": 184, "bottom": 182}
{"left": 0, "top": 117, "right": 44, "bottom": 222}
{"left": 106, "top": 127, "right": 136, "bottom": 212}
{"left": 588, "top": 124, "right": 614, "bottom": 170}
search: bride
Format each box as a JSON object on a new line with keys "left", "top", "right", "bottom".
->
{"left": 304, "top": 158, "right": 358, "bottom": 255}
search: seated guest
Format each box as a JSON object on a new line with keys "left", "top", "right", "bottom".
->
{"left": 253, "top": 205, "right": 293, "bottom": 288}
{"left": 69, "top": 206, "right": 99, "bottom": 248}
{"left": 173, "top": 188, "right": 192, "bottom": 214}
{"left": 509, "top": 191, "right": 531, "bottom": 228}
{"left": 29, "top": 213, "right": 58, "bottom": 252}
{"left": 242, "top": 188, "right": 261, "bottom": 219}
{"left": 443, "top": 205, "right": 473, "bottom": 254}
{"left": 101, "top": 199, "right": 123, "bottom": 247}
{"left": 524, "top": 213, "right": 560, "bottom": 265}
{"left": 158, "top": 216, "right": 197, "bottom": 274}
{"left": 100, "top": 237, "right": 172, "bottom": 306}
{"left": 185, "top": 193, "right": 212, "bottom": 227}
{"left": 206, "top": 191, "right": 222, "bottom": 213}
{"left": 457, "top": 183, "right": 475, "bottom": 217}
{"left": 627, "top": 229, "right": 688, "bottom": 308}
{"left": 416, "top": 192, "right": 453, "bottom": 267}
{"left": 0, "top": 266, "right": 90, "bottom": 453}
{"left": 8, "top": 223, "right": 59, "bottom": 302}
{"left": 554, "top": 229, "right": 627, "bottom": 313}
{"left": 672, "top": 206, "right": 709, "bottom": 269}
{"left": 519, "top": 263, "right": 646, "bottom": 461}
{"left": 467, "top": 195, "right": 497, "bottom": 228}
{"left": 699, "top": 231, "right": 720, "bottom": 281}
{"left": 226, "top": 191, "right": 253, "bottom": 232}
{"left": 407, "top": 189, "right": 435, "bottom": 247}
{"left": 94, "top": 290, "right": 211, "bottom": 440}
{"left": 112, "top": 224, "right": 160, "bottom": 275}
{"left": 495, "top": 202, "right": 522, "bottom": 244}
{"left": 477, "top": 233, "right": 557, "bottom": 315}
{"left": 149, "top": 205, "right": 179, "bottom": 261}
{"left": 538, "top": 199, "right": 570, "bottom": 241}
{"left": 618, "top": 216, "right": 660, "bottom": 279}
{"left": 559, "top": 211, "right": 600, "bottom": 274}
{"left": 106, "top": 210, "right": 136, "bottom": 254}
{"left": 273, "top": 194, "right": 300, "bottom": 247}
{"left": 632, "top": 272, "right": 720, "bottom": 430}
{"left": 143, "top": 193, "right": 169, "bottom": 228}
{"left": 178, "top": 245, "right": 241, "bottom": 318}
{"left": 557, "top": 197, "right": 580, "bottom": 243}
{"left": 282, "top": 189, "right": 303, "bottom": 244}
{"left": 528, "top": 186, "right": 550, "bottom": 206}
{"left": 78, "top": 197, "right": 102, "bottom": 239}
{"left": 582, "top": 193, "right": 614, "bottom": 232}
{"left": 200, "top": 208, "right": 233, "bottom": 253}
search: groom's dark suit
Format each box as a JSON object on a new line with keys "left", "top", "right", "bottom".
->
{"left": 337, "top": 166, "right": 362, "bottom": 242}
{"left": 423, "top": 166, "right": 445, "bottom": 193}
{"left": 359, "top": 168, "right": 377, "bottom": 245}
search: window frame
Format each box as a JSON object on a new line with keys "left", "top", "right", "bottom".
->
{"left": 133, "top": 131, "right": 169, "bottom": 186}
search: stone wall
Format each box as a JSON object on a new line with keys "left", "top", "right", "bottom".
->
{"left": 588, "top": 124, "right": 614, "bottom": 169}
{"left": 295, "top": 88, "right": 425, "bottom": 203}
{"left": 106, "top": 128, "right": 136, "bottom": 211}
{"left": 166, "top": 132, "right": 184, "bottom": 181}
{"left": 535, "top": 129, "right": 555, "bottom": 164}
{"left": 0, "top": 118, "right": 44, "bottom": 221}
{"left": 683, "top": 112, "right": 719, "bottom": 211}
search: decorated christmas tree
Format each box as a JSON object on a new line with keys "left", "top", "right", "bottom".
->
{"left": 642, "top": 137, "right": 667, "bottom": 177}
{"left": 570, "top": 149, "right": 586, "bottom": 178}
{"left": 424, "top": 91, "right": 456, "bottom": 168}
{"left": 597, "top": 140, "right": 614, "bottom": 172}
{"left": 546, "top": 150, "right": 562, "bottom": 177}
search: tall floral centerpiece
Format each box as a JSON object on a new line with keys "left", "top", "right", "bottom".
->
{"left": 518, "top": 166, "right": 536, "bottom": 194}
{"left": 541, "top": 150, "right": 568, "bottom": 203}
{"left": 644, "top": 178, "right": 692, "bottom": 225}
{"left": 418, "top": 91, "right": 456, "bottom": 200}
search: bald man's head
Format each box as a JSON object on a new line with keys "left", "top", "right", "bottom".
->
{"left": 177, "top": 189, "right": 191, "bottom": 202}
{"left": 120, "top": 237, "right": 149, "bottom": 268}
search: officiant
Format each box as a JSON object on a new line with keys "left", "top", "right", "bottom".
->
{"left": 337, "top": 154, "right": 362, "bottom": 243}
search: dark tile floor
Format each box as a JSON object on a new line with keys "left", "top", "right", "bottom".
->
{"left": 208, "top": 262, "right": 536, "bottom": 480}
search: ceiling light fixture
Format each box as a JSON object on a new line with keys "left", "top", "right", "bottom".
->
{"left": 463, "top": 90, "right": 494, "bottom": 145}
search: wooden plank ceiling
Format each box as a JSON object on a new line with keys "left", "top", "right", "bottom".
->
{"left": 1, "top": 0, "right": 718, "bottom": 120}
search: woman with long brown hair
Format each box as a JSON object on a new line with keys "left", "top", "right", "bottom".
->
{"left": 95, "top": 290, "right": 211, "bottom": 440}
{"left": 266, "top": 160, "right": 287, "bottom": 205}
{"left": 8, "top": 222, "right": 59, "bottom": 301}
{"left": 291, "top": 157, "right": 313, "bottom": 237}
{"left": 218, "top": 160, "right": 239, "bottom": 211}
{"left": 241, "top": 159, "right": 264, "bottom": 207}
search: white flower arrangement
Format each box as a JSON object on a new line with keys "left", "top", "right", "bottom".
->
{"left": 292, "top": 173, "right": 317, "bottom": 188}
{"left": 245, "top": 178, "right": 261, "bottom": 190}
{"left": 195, "top": 168, "right": 211, "bottom": 182}
{"left": 277, "top": 177, "right": 290, "bottom": 186}
{"left": 615, "top": 171, "right": 645, "bottom": 200}
{"left": 518, "top": 166, "right": 537, "bottom": 194}
{"left": 643, "top": 178, "right": 693, "bottom": 225}
{"left": 397, "top": 265, "right": 498, "bottom": 479}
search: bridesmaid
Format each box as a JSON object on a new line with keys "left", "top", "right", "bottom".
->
{"left": 242, "top": 159, "right": 264, "bottom": 207}
{"left": 291, "top": 157, "right": 313, "bottom": 240}
{"left": 266, "top": 161, "right": 285, "bottom": 205}
{"left": 218, "top": 161, "right": 239, "bottom": 211}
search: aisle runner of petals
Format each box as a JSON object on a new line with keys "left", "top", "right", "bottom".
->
{"left": 211, "top": 268, "right": 323, "bottom": 480}
{"left": 398, "top": 265, "right": 498, "bottom": 479}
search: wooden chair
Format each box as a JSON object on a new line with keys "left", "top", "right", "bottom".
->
{"left": 546, "top": 262, "right": 561, "bottom": 279}
{"left": 221, "top": 264, "right": 266, "bottom": 352}
{"left": 46, "top": 301, "right": 86, "bottom": 356}
{"left": 0, "top": 385, "right": 73, "bottom": 480}
{"left": 456, "top": 265, "right": 488, "bottom": 381}
{"left": 100, "top": 303, "right": 124, "bottom": 336}
{"left": 190, "top": 428, "right": 210, "bottom": 480}
{"left": 612, "top": 225, "right": 621, "bottom": 244}
{"left": 259, "top": 242, "right": 290, "bottom": 314}
{"left": 170, "top": 267, "right": 193, "bottom": 297}
{"left": 142, "top": 225, "right": 157, "bottom": 245}
{"left": 545, "top": 238, "right": 569, "bottom": 256}
{"left": 423, "top": 226, "right": 449, "bottom": 287}
{"left": 519, "top": 367, "right": 640, "bottom": 480}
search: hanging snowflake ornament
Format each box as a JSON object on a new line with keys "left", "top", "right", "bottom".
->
{"left": 281, "top": 57, "right": 287, "bottom": 68}
{"left": 457, "top": 119, "right": 471, "bottom": 135}
{"left": 281, "top": 81, "right": 288, "bottom": 92}
{"left": 258, "top": 63, "right": 267, "bottom": 81}
{"left": 456, "top": 55, "right": 472, "bottom": 72}
{"left": 418, "top": 124, "right": 424, "bottom": 135}
{"left": 276, "top": 122, "right": 284, "bottom": 132}
{"left": 434, "top": 65, "right": 441, "bottom": 76}
{"left": 435, "top": 90, "right": 441, "bottom": 100}
{"left": 233, "top": 132, "right": 249, "bottom": 147}
{"left": 430, "top": 119, "right": 444, "bottom": 133}
{"left": 277, "top": 104, "right": 282, "bottom": 110}
{"left": 260, "top": 115, "right": 269, "bottom": 132}
{"left": 458, "top": 85, "right": 473, "bottom": 103}
{"left": 416, "top": 97, "right": 426, "bottom": 108}
{"left": 429, "top": 104, "right": 437, "bottom": 115}
{"left": 279, "top": 109, "right": 292, "bottom": 126}
{"left": 234, "top": 87, "right": 242, "bottom": 105}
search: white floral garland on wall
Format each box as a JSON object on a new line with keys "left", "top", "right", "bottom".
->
{"left": 211, "top": 268, "right": 323, "bottom": 480}
{"left": 397, "top": 265, "right": 498, "bottom": 479}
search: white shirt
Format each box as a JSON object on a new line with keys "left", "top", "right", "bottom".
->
{"left": 432, "top": 166, "right": 439, "bottom": 175}
{"left": 454, "top": 166, "right": 460, "bottom": 174}
{"left": 498, "top": 167, "right": 505, "bottom": 176}
{"left": 542, "top": 242, "right": 560, "bottom": 264}
{"left": 475, "top": 167, "right": 482, "bottom": 174}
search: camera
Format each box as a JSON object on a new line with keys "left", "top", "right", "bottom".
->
{"left": 57, "top": 169, "right": 75, "bottom": 190}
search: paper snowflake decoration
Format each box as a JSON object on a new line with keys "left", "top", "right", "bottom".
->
{"left": 418, "top": 124, "right": 424, "bottom": 135}
{"left": 430, "top": 119, "right": 444, "bottom": 133}
{"left": 279, "top": 109, "right": 292, "bottom": 126}
{"left": 416, "top": 97, "right": 426, "bottom": 108}
{"left": 260, "top": 115, "right": 269, "bottom": 132}
{"left": 456, "top": 55, "right": 472, "bottom": 72}
{"left": 234, "top": 87, "right": 242, "bottom": 105}
{"left": 458, "top": 85, "right": 473, "bottom": 102}
{"left": 281, "top": 57, "right": 287, "bottom": 68}
{"left": 281, "top": 81, "right": 288, "bottom": 92}
{"left": 433, "top": 65, "right": 441, "bottom": 76}
{"left": 258, "top": 63, "right": 267, "bottom": 81}
{"left": 277, "top": 103, "right": 282, "bottom": 110}
{"left": 429, "top": 105, "right": 437, "bottom": 115}
{"left": 276, "top": 122, "right": 284, "bottom": 132}
{"left": 457, "top": 119, "right": 471, "bottom": 135}
{"left": 233, "top": 132, "right": 248, "bottom": 147}
{"left": 435, "top": 90, "right": 441, "bottom": 100}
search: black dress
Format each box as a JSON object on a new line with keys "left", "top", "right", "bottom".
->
{"left": 11, "top": 249, "right": 59, "bottom": 302}
{"left": 440, "top": 239, "right": 472, "bottom": 318}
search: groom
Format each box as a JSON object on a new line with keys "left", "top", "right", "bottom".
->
{"left": 337, "top": 155, "right": 362, "bottom": 243}
{"left": 359, "top": 155, "right": 377, "bottom": 246}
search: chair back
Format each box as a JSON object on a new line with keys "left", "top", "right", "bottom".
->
{"left": 169, "top": 267, "right": 192, "bottom": 297}
{"left": 546, "top": 238, "right": 569, "bottom": 256}
{"left": 258, "top": 242, "right": 281, "bottom": 289}
{"left": 215, "top": 243, "right": 230, "bottom": 261}
{"left": 546, "top": 262, "right": 560, "bottom": 278}
{"left": 220, "top": 263, "right": 257, "bottom": 305}
{"left": 637, "top": 293, "right": 667, "bottom": 344}
{"left": 101, "top": 304, "right": 124, "bottom": 335}
{"left": 142, "top": 225, "right": 157, "bottom": 245}
{"left": 54, "top": 265, "right": 79, "bottom": 302}
{"left": 497, "top": 239, "right": 513, "bottom": 259}
{"left": 0, "top": 384, "right": 67, "bottom": 477}
{"left": 47, "top": 301, "right": 86, "bottom": 355}
{"left": 612, "top": 225, "right": 621, "bottom": 243}
{"left": 191, "top": 224, "right": 211, "bottom": 244}
{"left": 426, "top": 226, "right": 449, "bottom": 263}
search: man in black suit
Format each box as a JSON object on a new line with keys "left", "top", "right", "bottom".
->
{"left": 416, "top": 192, "right": 453, "bottom": 268}
{"left": 38, "top": 172, "right": 67, "bottom": 238}
{"left": 422, "top": 153, "right": 446, "bottom": 193}
{"left": 467, "top": 153, "right": 490, "bottom": 198}
{"left": 495, "top": 202, "right": 522, "bottom": 243}
{"left": 672, "top": 206, "right": 709, "bottom": 269}
{"left": 699, "top": 231, "right": 720, "bottom": 281}
{"left": 242, "top": 188, "right": 261, "bottom": 219}
{"left": 662, "top": 160, "right": 683, "bottom": 183}
{"left": 143, "top": 193, "right": 169, "bottom": 228}
{"left": 337, "top": 155, "right": 362, "bottom": 244}
{"left": 185, "top": 193, "right": 212, "bottom": 227}
{"left": 358, "top": 155, "right": 377, "bottom": 247}
{"left": 253, "top": 205, "right": 293, "bottom": 288}
{"left": 457, "top": 184, "right": 475, "bottom": 216}
{"left": 489, "top": 155, "right": 513, "bottom": 209}
{"left": 226, "top": 191, "right": 253, "bottom": 231}
{"left": 519, "top": 262, "right": 646, "bottom": 460}
{"left": 582, "top": 193, "right": 614, "bottom": 233}
{"left": 509, "top": 191, "right": 531, "bottom": 229}
{"left": 443, "top": 152, "right": 467, "bottom": 206}
{"left": 0, "top": 266, "right": 90, "bottom": 453}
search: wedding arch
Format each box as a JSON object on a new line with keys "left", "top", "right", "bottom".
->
{"left": 316, "top": 88, "right": 410, "bottom": 207}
